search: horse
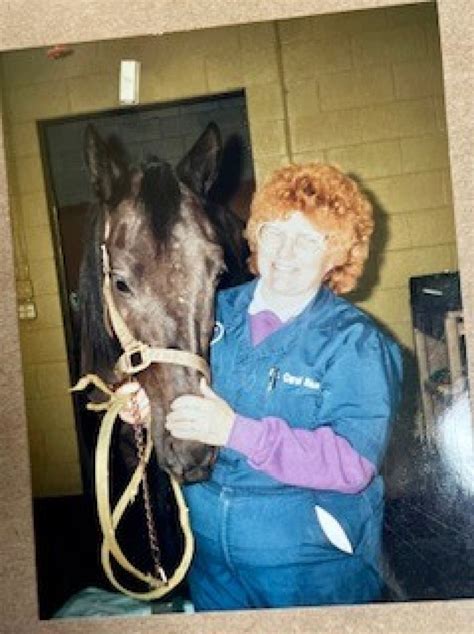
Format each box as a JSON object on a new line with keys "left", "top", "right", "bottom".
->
{"left": 76, "top": 122, "right": 250, "bottom": 591}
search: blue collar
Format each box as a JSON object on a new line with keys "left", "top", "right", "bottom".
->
{"left": 220, "top": 280, "right": 338, "bottom": 355}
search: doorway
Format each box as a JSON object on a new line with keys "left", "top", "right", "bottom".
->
{"left": 36, "top": 89, "right": 255, "bottom": 616}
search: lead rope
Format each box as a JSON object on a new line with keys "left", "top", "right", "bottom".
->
{"left": 71, "top": 374, "right": 195, "bottom": 600}
{"left": 131, "top": 404, "right": 167, "bottom": 585}
{"left": 73, "top": 238, "right": 207, "bottom": 600}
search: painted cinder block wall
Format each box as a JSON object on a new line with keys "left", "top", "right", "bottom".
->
{"left": 0, "top": 2, "right": 455, "bottom": 496}
{"left": 279, "top": 4, "right": 454, "bottom": 348}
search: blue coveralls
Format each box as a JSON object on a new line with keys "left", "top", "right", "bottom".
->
{"left": 184, "top": 279, "right": 403, "bottom": 610}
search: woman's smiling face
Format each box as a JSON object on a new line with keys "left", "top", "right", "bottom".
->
{"left": 256, "top": 212, "right": 333, "bottom": 303}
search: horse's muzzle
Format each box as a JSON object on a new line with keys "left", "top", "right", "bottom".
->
{"left": 160, "top": 434, "right": 217, "bottom": 483}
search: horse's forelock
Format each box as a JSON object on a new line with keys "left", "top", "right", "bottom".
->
{"left": 140, "top": 159, "right": 182, "bottom": 248}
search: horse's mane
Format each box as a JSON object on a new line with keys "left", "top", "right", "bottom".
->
{"left": 78, "top": 204, "right": 121, "bottom": 376}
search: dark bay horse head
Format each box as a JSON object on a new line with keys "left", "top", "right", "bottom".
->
{"left": 79, "top": 123, "right": 239, "bottom": 482}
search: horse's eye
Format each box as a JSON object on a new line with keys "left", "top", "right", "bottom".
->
{"left": 217, "top": 264, "right": 228, "bottom": 278}
{"left": 215, "top": 265, "right": 228, "bottom": 288}
{"left": 114, "top": 278, "right": 131, "bottom": 294}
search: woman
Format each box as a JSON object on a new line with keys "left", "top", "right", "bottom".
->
{"left": 122, "top": 163, "right": 403, "bottom": 610}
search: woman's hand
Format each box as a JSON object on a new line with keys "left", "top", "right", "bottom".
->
{"left": 117, "top": 381, "right": 151, "bottom": 425}
{"left": 165, "top": 378, "right": 235, "bottom": 446}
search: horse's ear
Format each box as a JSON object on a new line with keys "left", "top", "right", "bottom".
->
{"left": 176, "top": 122, "right": 222, "bottom": 197}
{"left": 84, "top": 125, "right": 127, "bottom": 203}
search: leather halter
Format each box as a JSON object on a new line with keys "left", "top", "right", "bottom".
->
{"left": 100, "top": 243, "right": 211, "bottom": 382}
{"left": 79, "top": 240, "right": 212, "bottom": 600}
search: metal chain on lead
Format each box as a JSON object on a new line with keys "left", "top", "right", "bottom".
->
{"left": 130, "top": 393, "right": 168, "bottom": 585}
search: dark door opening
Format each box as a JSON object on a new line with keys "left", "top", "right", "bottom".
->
{"left": 36, "top": 90, "right": 255, "bottom": 617}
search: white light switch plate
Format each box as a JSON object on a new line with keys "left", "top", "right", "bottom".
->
{"left": 119, "top": 60, "right": 140, "bottom": 105}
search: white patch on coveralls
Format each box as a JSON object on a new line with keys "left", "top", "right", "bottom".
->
{"left": 315, "top": 505, "right": 353, "bottom": 555}
{"left": 210, "top": 321, "right": 224, "bottom": 346}
{"left": 282, "top": 372, "right": 320, "bottom": 390}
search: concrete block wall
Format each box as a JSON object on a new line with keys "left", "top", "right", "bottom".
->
{"left": 0, "top": 2, "right": 456, "bottom": 496}
{"left": 0, "top": 21, "right": 287, "bottom": 497}
{"left": 278, "top": 3, "right": 455, "bottom": 349}
{"left": 47, "top": 94, "right": 253, "bottom": 208}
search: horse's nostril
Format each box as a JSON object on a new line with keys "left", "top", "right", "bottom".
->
{"left": 162, "top": 437, "right": 215, "bottom": 483}
{"left": 182, "top": 464, "right": 212, "bottom": 484}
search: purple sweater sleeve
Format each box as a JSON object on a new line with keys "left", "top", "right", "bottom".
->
{"left": 226, "top": 414, "right": 375, "bottom": 493}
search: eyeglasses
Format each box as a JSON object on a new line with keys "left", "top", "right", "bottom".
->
{"left": 256, "top": 222, "right": 327, "bottom": 255}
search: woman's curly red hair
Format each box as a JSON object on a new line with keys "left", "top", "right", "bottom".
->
{"left": 246, "top": 163, "right": 374, "bottom": 294}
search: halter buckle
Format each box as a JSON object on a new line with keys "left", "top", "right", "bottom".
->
{"left": 118, "top": 343, "right": 153, "bottom": 374}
